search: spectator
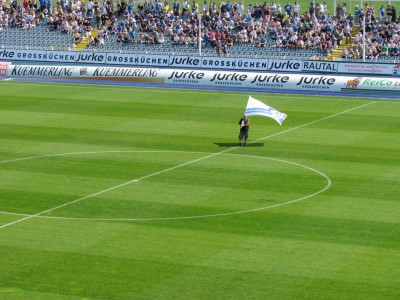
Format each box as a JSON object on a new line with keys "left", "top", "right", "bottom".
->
{"left": 341, "top": 46, "right": 349, "bottom": 58}
{"left": 284, "top": 2, "right": 291, "bottom": 16}
{"left": 225, "top": 34, "right": 233, "bottom": 46}
{"left": 381, "top": 41, "right": 389, "bottom": 56}
{"left": 391, "top": 6, "right": 397, "bottom": 22}
{"left": 208, "top": 29, "right": 216, "bottom": 46}
{"left": 73, "top": 30, "right": 81, "bottom": 43}
{"left": 215, "top": 39, "right": 221, "bottom": 55}
{"left": 202, "top": 0, "right": 207, "bottom": 14}
{"left": 386, "top": 5, "right": 392, "bottom": 20}
{"left": 293, "top": 1, "right": 300, "bottom": 17}
{"left": 391, "top": 43, "right": 399, "bottom": 56}
{"left": 221, "top": 41, "right": 227, "bottom": 55}
{"left": 354, "top": 5, "right": 361, "bottom": 24}
{"left": 379, "top": 5, "right": 385, "bottom": 22}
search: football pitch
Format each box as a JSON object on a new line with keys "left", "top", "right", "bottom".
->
{"left": 0, "top": 81, "right": 399, "bottom": 299}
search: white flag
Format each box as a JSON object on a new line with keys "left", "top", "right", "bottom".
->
{"left": 245, "top": 96, "right": 287, "bottom": 126}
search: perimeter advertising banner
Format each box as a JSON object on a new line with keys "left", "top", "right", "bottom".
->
{"left": 3, "top": 63, "right": 400, "bottom": 93}
{"left": 1, "top": 48, "right": 399, "bottom": 74}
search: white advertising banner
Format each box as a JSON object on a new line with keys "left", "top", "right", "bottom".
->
{"left": 200, "top": 56, "right": 269, "bottom": 71}
{"left": 268, "top": 59, "right": 303, "bottom": 72}
{"left": 75, "top": 52, "right": 107, "bottom": 64}
{"left": 106, "top": 53, "right": 170, "bottom": 66}
{"left": 45, "top": 51, "right": 77, "bottom": 63}
{"left": 4, "top": 63, "right": 400, "bottom": 93}
{"left": 373, "top": 63, "right": 398, "bottom": 75}
{"left": 135, "top": 54, "right": 170, "bottom": 66}
{"left": 0, "top": 49, "right": 17, "bottom": 60}
{"left": 0, "top": 48, "right": 399, "bottom": 74}
{"left": 338, "top": 62, "right": 375, "bottom": 74}
{"left": 13, "top": 50, "right": 77, "bottom": 62}
{"left": 168, "top": 56, "right": 202, "bottom": 68}
{"left": 302, "top": 61, "right": 338, "bottom": 73}
{"left": 338, "top": 62, "right": 400, "bottom": 75}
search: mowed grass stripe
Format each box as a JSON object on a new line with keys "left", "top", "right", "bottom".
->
{"left": 0, "top": 150, "right": 329, "bottom": 219}
{"left": 0, "top": 81, "right": 399, "bottom": 299}
{"left": 1, "top": 215, "right": 399, "bottom": 298}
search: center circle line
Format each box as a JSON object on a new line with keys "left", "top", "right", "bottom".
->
{"left": 0, "top": 150, "right": 331, "bottom": 222}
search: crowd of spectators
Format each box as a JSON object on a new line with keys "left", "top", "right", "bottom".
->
{"left": 341, "top": 3, "right": 400, "bottom": 59}
{"left": 0, "top": 0, "right": 399, "bottom": 59}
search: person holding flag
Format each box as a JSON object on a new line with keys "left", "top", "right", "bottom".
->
{"left": 238, "top": 115, "right": 250, "bottom": 146}
{"left": 237, "top": 96, "right": 287, "bottom": 146}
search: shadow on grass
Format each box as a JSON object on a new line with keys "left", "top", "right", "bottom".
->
{"left": 214, "top": 142, "right": 264, "bottom": 147}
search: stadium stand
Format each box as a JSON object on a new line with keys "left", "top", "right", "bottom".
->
{"left": 0, "top": 0, "right": 399, "bottom": 61}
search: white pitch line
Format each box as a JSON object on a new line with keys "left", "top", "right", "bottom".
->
{"left": 0, "top": 151, "right": 224, "bottom": 229}
{"left": 249, "top": 100, "right": 377, "bottom": 145}
{"left": 0, "top": 179, "right": 140, "bottom": 229}
{"left": 1, "top": 152, "right": 331, "bottom": 222}
{"left": 0, "top": 101, "right": 375, "bottom": 229}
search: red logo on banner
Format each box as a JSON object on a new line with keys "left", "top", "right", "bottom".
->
{"left": 0, "top": 62, "right": 10, "bottom": 76}
{"left": 393, "top": 64, "right": 400, "bottom": 76}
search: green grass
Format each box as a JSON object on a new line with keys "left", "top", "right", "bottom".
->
{"left": 0, "top": 81, "right": 399, "bottom": 299}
